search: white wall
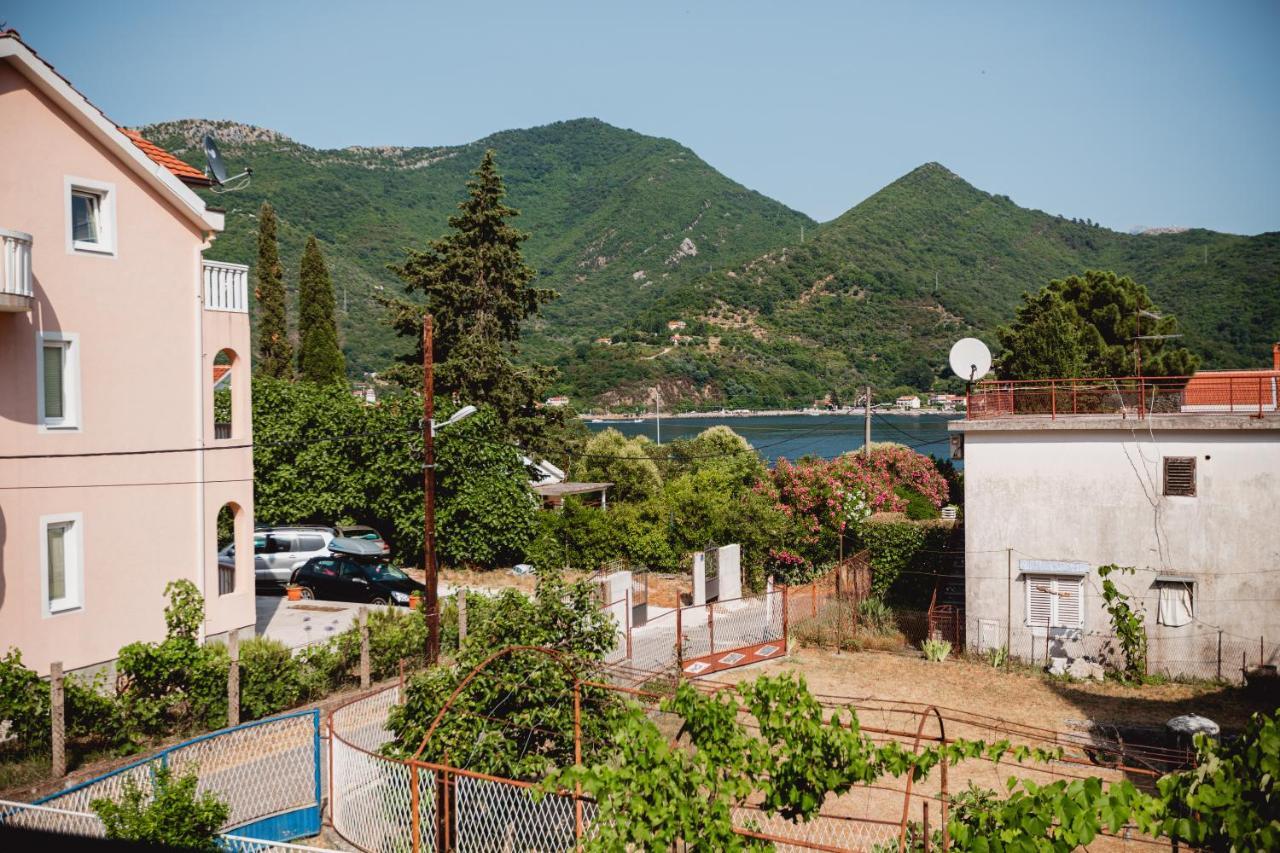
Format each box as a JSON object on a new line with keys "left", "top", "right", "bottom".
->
{"left": 959, "top": 420, "right": 1280, "bottom": 677}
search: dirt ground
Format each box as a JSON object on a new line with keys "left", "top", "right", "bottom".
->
{"left": 721, "top": 646, "right": 1269, "bottom": 733}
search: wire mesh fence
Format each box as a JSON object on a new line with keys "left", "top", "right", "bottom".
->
{"left": 966, "top": 615, "right": 1280, "bottom": 684}
{"left": 32, "top": 709, "right": 320, "bottom": 837}
{"left": 0, "top": 799, "right": 332, "bottom": 851}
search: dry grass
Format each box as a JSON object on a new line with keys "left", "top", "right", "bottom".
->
{"left": 725, "top": 646, "right": 1269, "bottom": 733}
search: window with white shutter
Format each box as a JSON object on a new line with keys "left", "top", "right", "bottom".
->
{"left": 37, "top": 333, "right": 81, "bottom": 429}
{"left": 42, "top": 513, "right": 83, "bottom": 614}
{"left": 1025, "top": 575, "right": 1084, "bottom": 629}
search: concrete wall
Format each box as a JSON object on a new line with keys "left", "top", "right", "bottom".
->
{"left": 0, "top": 62, "right": 253, "bottom": 675}
{"left": 957, "top": 418, "right": 1280, "bottom": 678}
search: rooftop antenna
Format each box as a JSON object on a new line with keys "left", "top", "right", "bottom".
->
{"left": 203, "top": 133, "right": 252, "bottom": 193}
{"left": 1130, "top": 308, "right": 1181, "bottom": 376}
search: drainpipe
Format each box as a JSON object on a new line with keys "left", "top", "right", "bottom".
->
{"left": 194, "top": 243, "right": 207, "bottom": 643}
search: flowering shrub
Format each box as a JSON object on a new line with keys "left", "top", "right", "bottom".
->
{"left": 765, "top": 549, "right": 818, "bottom": 585}
{"left": 759, "top": 445, "right": 949, "bottom": 565}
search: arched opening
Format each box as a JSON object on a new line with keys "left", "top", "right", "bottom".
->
{"left": 213, "top": 348, "right": 236, "bottom": 439}
{"left": 216, "top": 502, "right": 241, "bottom": 595}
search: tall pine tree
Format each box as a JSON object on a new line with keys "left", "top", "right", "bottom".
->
{"left": 254, "top": 202, "right": 292, "bottom": 379}
{"left": 296, "top": 236, "right": 346, "bottom": 384}
{"left": 384, "top": 150, "right": 557, "bottom": 434}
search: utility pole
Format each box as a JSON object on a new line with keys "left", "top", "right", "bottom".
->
{"left": 423, "top": 314, "right": 440, "bottom": 665}
{"left": 863, "top": 386, "right": 872, "bottom": 457}
{"left": 655, "top": 388, "right": 662, "bottom": 445}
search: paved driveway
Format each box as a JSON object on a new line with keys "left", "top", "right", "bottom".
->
{"left": 255, "top": 595, "right": 394, "bottom": 650}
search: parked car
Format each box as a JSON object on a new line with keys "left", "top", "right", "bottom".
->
{"left": 333, "top": 523, "right": 391, "bottom": 557}
{"left": 219, "top": 525, "right": 336, "bottom": 590}
{"left": 289, "top": 537, "right": 424, "bottom": 606}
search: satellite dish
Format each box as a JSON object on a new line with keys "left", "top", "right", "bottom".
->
{"left": 202, "top": 133, "right": 252, "bottom": 192}
{"left": 949, "top": 338, "right": 992, "bottom": 382}
{"left": 202, "top": 134, "right": 228, "bottom": 184}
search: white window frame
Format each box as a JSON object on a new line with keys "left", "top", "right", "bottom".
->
{"left": 41, "top": 512, "right": 84, "bottom": 616}
{"left": 37, "top": 332, "right": 81, "bottom": 431}
{"left": 64, "top": 176, "right": 117, "bottom": 256}
{"left": 1024, "top": 574, "right": 1085, "bottom": 630}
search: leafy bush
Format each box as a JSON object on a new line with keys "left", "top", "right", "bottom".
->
{"left": 294, "top": 641, "right": 352, "bottom": 700}
{"left": 0, "top": 648, "right": 50, "bottom": 756}
{"left": 894, "top": 485, "right": 940, "bottom": 520}
{"left": 766, "top": 549, "right": 817, "bottom": 585}
{"left": 117, "top": 583, "right": 229, "bottom": 738}
{"left": 238, "top": 637, "right": 302, "bottom": 720}
{"left": 65, "top": 673, "right": 123, "bottom": 744}
{"left": 921, "top": 638, "right": 952, "bottom": 662}
{"left": 986, "top": 646, "right": 1009, "bottom": 668}
{"left": 1098, "top": 564, "right": 1148, "bottom": 683}
{"left": 92, "top": 764, "right": 229, "bottom": 851}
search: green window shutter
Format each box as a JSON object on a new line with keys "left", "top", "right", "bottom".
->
{"left": 47, "top": 522, "right": 68, "bottom": 602}
{"left": 43, "top": 344, "right": 64, "bottom": 420}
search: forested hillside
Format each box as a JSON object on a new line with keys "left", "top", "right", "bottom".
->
{"left": 142, "top": 120, "right": 1279, "bottom": 410}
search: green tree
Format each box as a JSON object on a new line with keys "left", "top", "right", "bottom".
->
{"left": 296, "top": 236, "right": 345, "bottom": 384}
{"left": 383, "top": 570, "right": 623, "bottom": 779}
{"left": 384, "top": 150, "right": 557, "bottom": 441}
{"left": 92, "top": 764, "right": 229, "bottom": 851}
{"left": 571, "top": 428, "right": 662, "bottom": 502}
{"left": 253, "top": 201, "right": 292, "bottom": 379}
{"left": 997, "top": 270, "right": 1198, "bottom": 379}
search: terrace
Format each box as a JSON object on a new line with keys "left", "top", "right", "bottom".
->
{"left": 966, "top": 373, "right": 1280, "bottom": 421}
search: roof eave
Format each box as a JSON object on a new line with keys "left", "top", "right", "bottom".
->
{"left": 0, "top": 38, "right": 222, "bottom": 234}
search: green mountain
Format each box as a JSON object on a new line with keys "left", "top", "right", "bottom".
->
{"left": 142, "top": 120, "right": 1278, "bottom": 410}
{"left": 140, "top": 117, "right": 813, "bottom": 378}
{"left": 592, "top": 162, "right": 1280, "bottom": 408}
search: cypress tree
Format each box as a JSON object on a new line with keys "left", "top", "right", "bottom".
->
{"left": 384, "top": 150, "right": 556, "bottom": 430}
{"left": 254, "top": 202, "right": 292, "bottom": 379}
{"left": 295, "top": 236, "right": 346, "bottom": 384}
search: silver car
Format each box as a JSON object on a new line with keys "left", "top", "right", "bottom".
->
{"left": 218, "top": 526, "right": 336, "bottom": 590}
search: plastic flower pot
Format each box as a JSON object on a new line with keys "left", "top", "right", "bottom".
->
{"left": 286, "top": 585, "right": 303, "bottom": 601}
{"left": 409, "top": 592, "right": 423, "bottom": 610}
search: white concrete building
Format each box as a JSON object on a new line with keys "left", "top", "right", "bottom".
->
{"left": 952, "top": 389, "right": 1280, "bottom": 681}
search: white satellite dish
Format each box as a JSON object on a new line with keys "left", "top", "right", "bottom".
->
{"left": 949, "top": 338, "right": 992, "bottom": 382}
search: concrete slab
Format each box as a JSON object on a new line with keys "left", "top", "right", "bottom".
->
{"left": 254, "top": 595, "right": 394, "bottom": 651}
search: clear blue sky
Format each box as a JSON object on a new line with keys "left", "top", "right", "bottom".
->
{"left": 7, "top": 0, "right": 1278, "bottom": 234}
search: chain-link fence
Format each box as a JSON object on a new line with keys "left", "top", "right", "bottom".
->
{"left": 967, "top": 615, "right": 1280, "bottom": 684}
{"left": 31, "top": 709, "right": 321, "bottom": 840}
{"left": 0, "top": 799, "right": 332, "bottom": 851}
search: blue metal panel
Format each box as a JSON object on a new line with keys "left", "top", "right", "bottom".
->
{"left": 225, "top": 806, "right": 322, "bottom": 843}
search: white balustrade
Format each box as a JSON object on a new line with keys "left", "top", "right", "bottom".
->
{"left": 0, "top": 227, "right": 33, "bottom": 311}
{"left": 203, "top": 259, "right": 249, "bottom": 313}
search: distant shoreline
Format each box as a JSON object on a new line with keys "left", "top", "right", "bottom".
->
{"left": 579, "top": 407, "right": 961, "bottom": 421}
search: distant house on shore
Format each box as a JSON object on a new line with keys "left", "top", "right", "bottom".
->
{"left": 545, "top": 395, "right": 570, "bottom": 407}
{"left": 951, "top": 349, "right": 1280, "bottom": 681}
{"left": 895, "top": 395, "right": 921, "bottom": 410}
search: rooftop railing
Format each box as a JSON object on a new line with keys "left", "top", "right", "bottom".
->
{"left": 966, "top": 374, "right": 1280, "bottom": 420}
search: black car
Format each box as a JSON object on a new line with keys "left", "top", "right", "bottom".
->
{"left": 290, "top": 542, "right": 424, "bottom": 607}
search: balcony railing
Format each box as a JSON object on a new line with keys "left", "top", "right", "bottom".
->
{"left": 203, "top": 259, "right": 249, "bottom": 313}
{"left": 967, "top": 374, "right": 1280, "bottom": 420}
{"left": 0, "top": 227, "right": 33, "bottom": 312}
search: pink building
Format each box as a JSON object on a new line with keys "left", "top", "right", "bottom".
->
{"left": 0, "top": 32, "right": 254, "bottom": 675}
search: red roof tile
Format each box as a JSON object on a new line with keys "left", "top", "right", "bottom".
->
{"left": 121, "top": 128, "right": 211, "bottom": 186}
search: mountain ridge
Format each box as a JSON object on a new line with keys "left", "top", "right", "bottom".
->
{"left": 141, "top": 117, "right": 1279, "bottom": 409}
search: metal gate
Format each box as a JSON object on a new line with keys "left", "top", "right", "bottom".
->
{"left": 631, "top": 569, "right": 649, "bottom": 628}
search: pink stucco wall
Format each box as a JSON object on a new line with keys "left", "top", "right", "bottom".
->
{"left": 0, "top": 60, "right": 254, "bottom": 675}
